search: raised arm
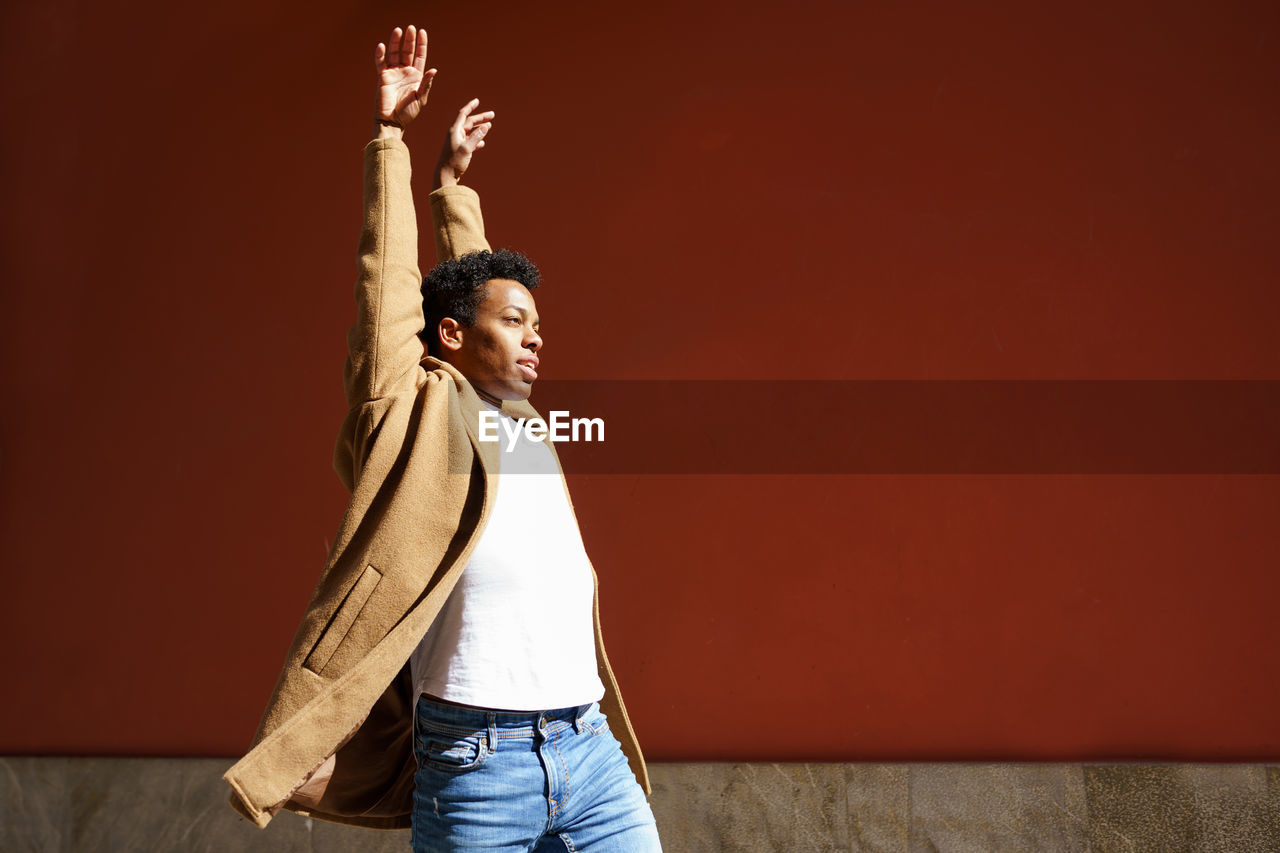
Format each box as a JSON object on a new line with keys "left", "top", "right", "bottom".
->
{"left": 342, "top": 25, "right": 436, "bottom": 409}
{"left": 429, "top": 100, "right": 493, "bottom": 262}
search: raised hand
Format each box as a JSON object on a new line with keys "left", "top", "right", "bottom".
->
{"left": 435, "top": 99, "right": 495, "bottom": 188}
{"left": 374, "top": 25, "right": 436, "bottom": 130}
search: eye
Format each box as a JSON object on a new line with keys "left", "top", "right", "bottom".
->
{"left": 505, "top": 317, "right": 520, "bottom": 324}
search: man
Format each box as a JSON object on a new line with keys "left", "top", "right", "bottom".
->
{"left": 224, "top": 25, "right": 661, "bottom": 851}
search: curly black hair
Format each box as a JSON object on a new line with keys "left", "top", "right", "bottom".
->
{"left": 420, "top": 249, "right": 541, "bottom": 357}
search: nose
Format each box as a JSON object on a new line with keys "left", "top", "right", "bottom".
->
{"left": 525, "top": 329, "right": 542, "bottom": 351}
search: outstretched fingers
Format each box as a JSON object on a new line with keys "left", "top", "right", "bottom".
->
{"left": 464, "top": 110, "right": 496, "bottom": 131}
{"left": 402, "top": 25, "right": 417, "bottom": 67}
{"left": 454, "top": 98, "right": 480, "bottom": 126}
{"left": 416, "top": 68, "right": 437, "bottom": 106}
{"left": 379, "top": 25, "right": 427, "bottom": 74}
{"left": 452, "top": 100, "right": 493, "bottom": 139}
{"left": 413, "top": 27, "right": 429, "bottom": 74}
{"left": 388, "top": 27, "right": 403, "bottom": 68}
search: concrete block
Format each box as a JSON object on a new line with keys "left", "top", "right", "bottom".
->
{"left": 846, "top": 764, "right": 910, "bottom": 853}
{"left": 1085, "top": 764, "right": 1280, "bottom": 853}
{"left": 0, "top": 757, "right": 72, "bottom": 853}
{"left": 649, "top": 762, "right": 849, "bottom": 852}
{"left": 906, "top": 763, "right": 1089, "bottom": 853}
{"left": 66, "top": 758, "right": 311, "bottom": 853}
{"left": 311, "top": 818, "right": 410, "bottom": 852}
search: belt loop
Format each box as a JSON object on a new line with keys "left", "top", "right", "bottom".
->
{"left": 486, "top": 712, "right": 497, "bottom": 754}
{"left": 573, "top": 704, "right": 585, "bottom": 734}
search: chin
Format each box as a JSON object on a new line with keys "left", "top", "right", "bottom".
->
{"left": 480, "top": 380, "right": 533, "bottom": 402}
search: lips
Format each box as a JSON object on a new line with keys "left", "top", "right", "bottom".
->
{"left": 517, "top": 357, "right": 539, "bottom": 381}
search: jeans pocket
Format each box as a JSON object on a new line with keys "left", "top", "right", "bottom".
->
{"left": 581, "top": 705, "right": 612, "bottom": 738}
{"left": 416, "top": 730, "right": 488, "bottom": 773}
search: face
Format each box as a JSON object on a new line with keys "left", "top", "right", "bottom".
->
{"left": 438, "top": 278, "right": 542, "bottom": 401}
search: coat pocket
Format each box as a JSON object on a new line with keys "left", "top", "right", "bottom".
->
{"left": 303, "top": 564, "right": 382, "bottom": 676}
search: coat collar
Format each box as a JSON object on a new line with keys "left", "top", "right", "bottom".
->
{"left": 420, "top": 355, "right": 545, "bottom": 477}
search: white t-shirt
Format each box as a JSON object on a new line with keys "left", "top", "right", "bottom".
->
{"left": 409, "top": 401, "right": 605, "bottom": 711}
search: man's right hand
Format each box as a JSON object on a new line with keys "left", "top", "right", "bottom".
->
{"left": 374, "top": 25, "right": 436, "bottom": 139}
{"left": 435, "top": 99, "right": 495, "bottom": 189}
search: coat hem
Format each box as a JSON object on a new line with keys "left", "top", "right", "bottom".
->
{"left": 226, "top": 784, "right": 411, "bottom": 831}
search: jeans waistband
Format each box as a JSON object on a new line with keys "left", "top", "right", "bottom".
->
{"left": 415, "top": 694, "right": 594, "bottom": 735}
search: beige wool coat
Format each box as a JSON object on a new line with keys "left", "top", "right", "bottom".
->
{"left": 223, "top": 137, "right": 649, "bottom": 829}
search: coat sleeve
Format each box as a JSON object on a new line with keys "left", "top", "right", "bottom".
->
{"left": 427, "top": 184, "right": 491, "bottom": 262}
{"left": 342, "top": 138, "right": 426, "bottom": 410}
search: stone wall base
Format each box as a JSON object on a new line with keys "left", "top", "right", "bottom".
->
{"left": 2, "top": 758, "right": 1277, "bottom": 851}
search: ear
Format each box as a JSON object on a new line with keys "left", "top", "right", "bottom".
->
{"left": 438, "top": 317, "right": 465, "bottom": 353}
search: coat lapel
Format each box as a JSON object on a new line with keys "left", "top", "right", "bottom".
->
{"left": 422, "top": 356, "right": 502, "bottom": 480}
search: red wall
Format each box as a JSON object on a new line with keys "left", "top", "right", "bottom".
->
{"left": 1, "top": 0, "right": 1277, "bottom": 760}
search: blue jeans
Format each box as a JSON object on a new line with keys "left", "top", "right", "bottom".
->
{"left": 410, "top": 695, "right": 662, "bottom": 852}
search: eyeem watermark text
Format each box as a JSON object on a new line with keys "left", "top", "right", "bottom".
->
{"left": 479, "top": 410, "right": 605, "bottom": 451}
